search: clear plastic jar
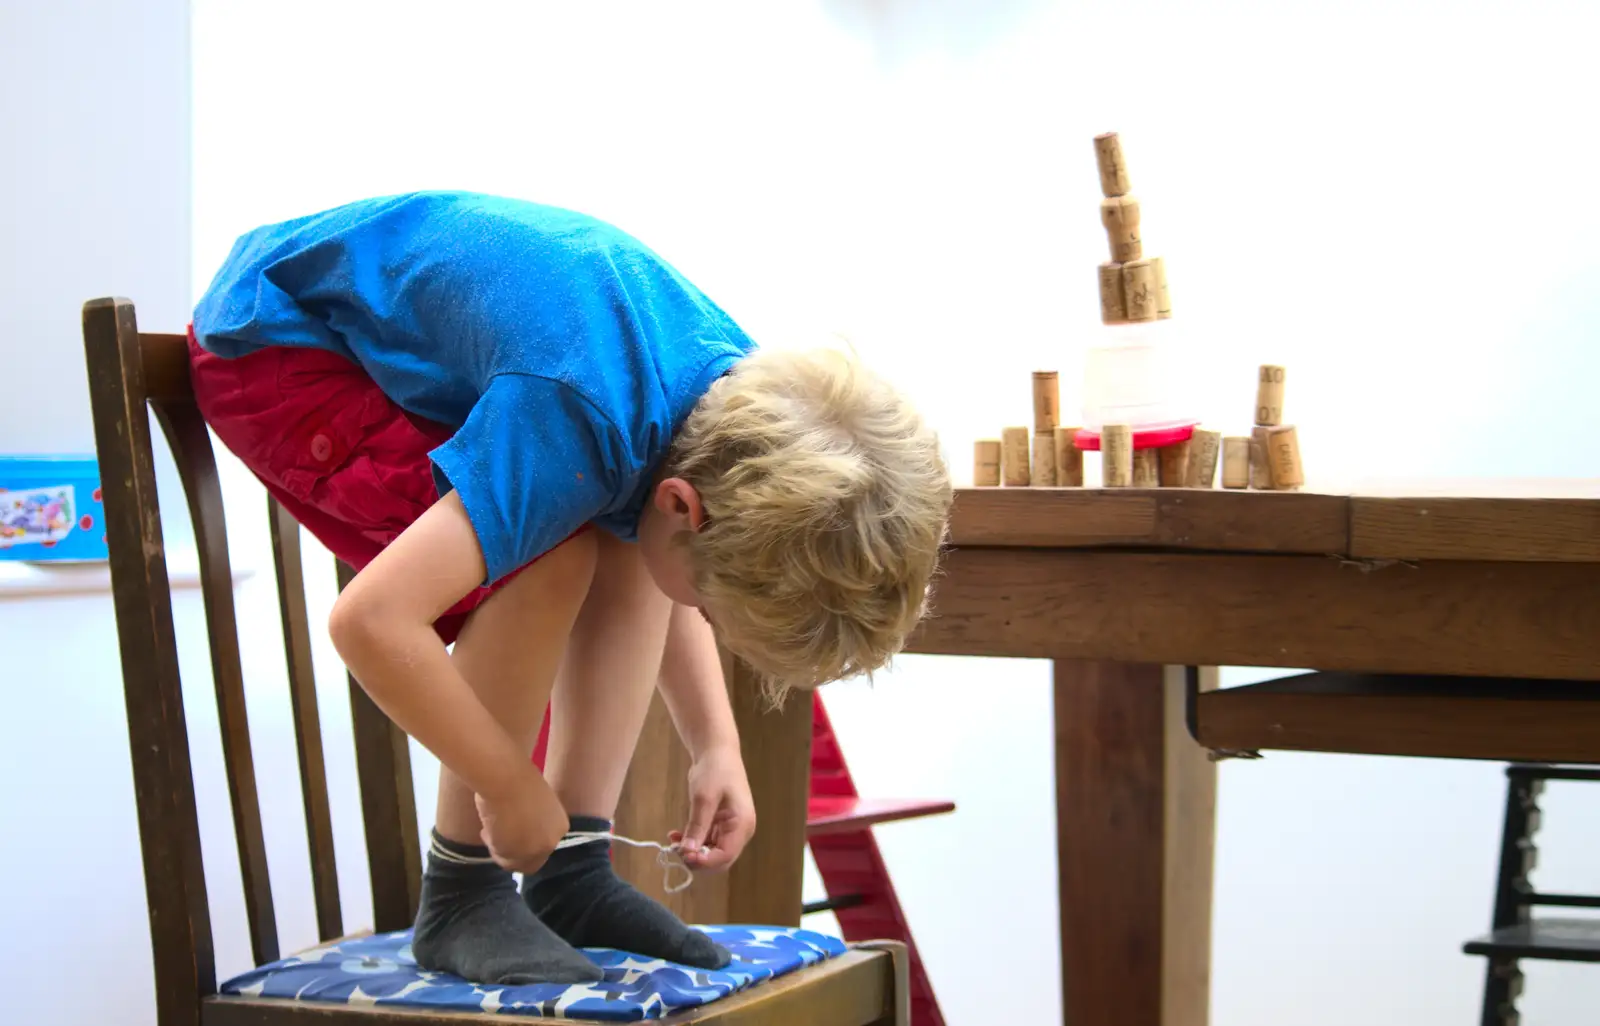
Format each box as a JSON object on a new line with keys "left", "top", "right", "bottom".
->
{"left": 1076, "top": 319, "right": 1198, "bottom": 450}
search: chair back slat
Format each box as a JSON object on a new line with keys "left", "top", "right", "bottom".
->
{"left": 87, "top": 297, "right": 427, "bottom": 1017}
{"left": 337, "top": 559, "right": 424, "bottom": 931}
{"left": 83, "top": 298, "right": 215, "bottom": 1026}
{"left": 149, "top": 395, "right": 281, "bottom": 968}
{"left": 138, "top": 332, "right": 196, "bottom": 402}
{"left": 268, "top": 497, "right": 344, "bottom": 940}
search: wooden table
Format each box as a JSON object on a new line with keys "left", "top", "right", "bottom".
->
{"left": 617, "top": 481, "right": 1600, "bottom": 1026}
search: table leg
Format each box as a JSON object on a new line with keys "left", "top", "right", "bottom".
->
{"left": 721, "top": 651, "right": 813, "bottom": 927}
{"left": 612, "top": 653, "right": 812, "bottom": 928}
{"left": 1053, "top": 661, "right": 1218, "bottom": 1026}
{"left": 612, "top": 691, "right": 728, "bottom": 923}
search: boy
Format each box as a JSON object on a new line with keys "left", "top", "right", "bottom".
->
{"left": 189, "top": 191, "right": 951, "bottom": 986}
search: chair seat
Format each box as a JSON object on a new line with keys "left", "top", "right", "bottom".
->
{"left": 805, "top": 796, "right": 956, "bottom": 837}
{"left": 218, "top": 925, "right": 846, "bottom": 1021}
{"left": 1463, "top": 918, "right": 1600, "bottom": 963}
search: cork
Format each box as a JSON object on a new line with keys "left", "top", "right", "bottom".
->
{"left": 1152, "top": 256, "right": 1172, "bottom": 319}
{"left": 973, "top": 439, "right": 1002, "bottom": 487}
{"left": 1266, "top": 425, "right": 1304, "bottom": 489}
{"left": 1055, "top": 426, "right": 1084, "bottom": 486}
{"left": 1098, "top": 262, "right": 1128, "bottom": 324}
{"left": 1187, "top": 429, "right": 1221, "bottom": 488}
{"left": 1132, "top": 448, "right": 1159, "bottom": 487}
{"left": 1093, "top": 132, "right": 1131, "bottom": 197}
{"left": 1249, "top": 426, "right": 1275, "bottom": 489}
{"left": 1100, "top": 196, "right": 1143, "bottom": 263}
{"left": 1122, "top": 259, "right": 1160, "bottom": 321}
{"left": 1002, "top": 426, "right": 1031, "bottom": 487}
{"left": 1032, "top": 370, "right": 1061, "bottom": 433}
{"left": 1031, "top": 431, "right": 1057, "bottom": 486}
{"left": 1256, "top": 364, "right": 1286, "bottom": 426}
{"left": 1157, "top": 439, "right": 1191, "bottom": 487}
{"left": 1100, "top": 424, "right": 1133, "bottom": 487}
{"left": 1221, "top": 437, "right": 1250, "bottom": 488}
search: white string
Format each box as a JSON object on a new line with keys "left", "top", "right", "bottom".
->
{"left": 556, "top": 831, "right": 695, "bottom": 894}
{"left": 428, "top": 834, "right": 497, "bottom": 866}
{"left": 429, "top": 831, "right": 695, "bottom": 894}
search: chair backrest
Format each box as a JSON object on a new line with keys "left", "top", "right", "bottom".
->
{"left": 82, "top": 297, "right": 422, "bottom": 1026}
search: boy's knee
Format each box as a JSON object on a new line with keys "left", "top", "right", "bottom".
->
{"left": 581, "top": 530, "right": 673, "bottom": 619}
{"left": 484, "top": 529, "right": 600, "bottom": 620}
{"left": 530, "top": 529, "right": 600, "bottom": 594}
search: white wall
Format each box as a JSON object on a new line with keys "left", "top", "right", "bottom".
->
{"left": 1, "top": 2, "right": 192, "bottom": 444}
{"left": 8, "top": 1, "right": 1600, "bottom": 1024}
{"left": 188, "top": 3, "right": 1600, "bottom": 1024}
{"left": 0, "top": 2, "right": 196, "bottom": 1025}
{"left": 187, "top": 3, "right": 1600, "bottom": 1024}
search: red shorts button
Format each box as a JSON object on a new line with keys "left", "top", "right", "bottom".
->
{"left": 310, "top": 434, "right": 334, "bottom": 461}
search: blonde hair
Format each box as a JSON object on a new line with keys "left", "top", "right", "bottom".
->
{"left": 665, "top": 347, "right": 953, "bottom": 701}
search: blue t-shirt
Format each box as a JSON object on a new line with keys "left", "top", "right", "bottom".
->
{"left": 192, "top": 191, "right": 756, "bottom": 583}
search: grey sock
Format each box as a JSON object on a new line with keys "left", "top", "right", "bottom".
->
{"left": 522, "top": 815, "right": 732, "bottom": 970}
{"left": 412, "top": 829, "right": 603, "bottom": 986}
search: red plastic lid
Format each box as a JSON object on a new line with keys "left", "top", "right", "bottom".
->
{"left": 1074, "top": 422, "right": 1198, "bottom": 451}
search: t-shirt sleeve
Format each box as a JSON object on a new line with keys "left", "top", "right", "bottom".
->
{"left": 429, "top": 373, "right": 626, "bottom": 584}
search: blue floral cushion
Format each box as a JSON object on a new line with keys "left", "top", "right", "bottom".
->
{"left": 219, "top": 925, "right": 847, "bottom": 1020}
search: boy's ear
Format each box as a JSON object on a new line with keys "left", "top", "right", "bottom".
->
{"left": 653, "top": 477, "right": 707, "bottom": 531}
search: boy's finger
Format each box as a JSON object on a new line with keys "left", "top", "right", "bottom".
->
{"left": 717, "top": 816, "right": 753, "bottom": 856}
{"left": 681, "top": 791, "right": 717, "bottom": 853}
{"left": 688, "top": 845, "right": 732, "bottom": 870}
{"left": 690, "top": 845, "right": 735, "bottom": 872}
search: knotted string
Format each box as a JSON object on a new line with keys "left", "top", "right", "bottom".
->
{"left": 428, "top": 830, "right": 695, "bottom": 894}
{"left": 427, "top": 834, "right": 497, "bottom": 866}
{"left": 556, "top": 831, "right": 695, "bottom": 894}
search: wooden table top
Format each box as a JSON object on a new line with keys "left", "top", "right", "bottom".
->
{"left": 947, "top": 480, "right": 1600, "bottom": 563}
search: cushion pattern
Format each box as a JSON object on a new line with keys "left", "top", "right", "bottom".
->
{"left": 219, "top": 924, "right": 847, "bottom": 1020}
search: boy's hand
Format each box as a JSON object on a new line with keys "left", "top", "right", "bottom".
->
{"left": 670, "top": 745, "right": 755, "bottom": 871}
{"left": 474, "top": 771, "right": 568, "bottom": 875}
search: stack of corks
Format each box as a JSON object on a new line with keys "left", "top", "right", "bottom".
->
{"left": 1094, "top": 132, "right": 1171, "bottom": 325}
{"left": 971, "top": 371, "right": 1085, "bottom": 488}
{"left": 970, "top": 132, "right": 1301, "bottom": 494}
{"left": 1219, "top": 365, "right": 1305, "bottom": 490}
{"left": 972, "top": 371, "right": 1301, "bottom": 491}
{"left": 1090, "top": 129, "right": 1209, "bottom": 489}
{"left": 1098, "top": 425, "right": 1220, "bottom": 489}
{"left": 971, "top": 370, "right": 1229, "bottom": 489}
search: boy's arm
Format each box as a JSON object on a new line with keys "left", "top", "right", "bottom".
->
{"left": 656, "top": 603, "right": 755, "bottom": 870}
{"left": 328, "top": 490, "right": 568, "bottom": 869}
{"left": 657, "top": 603, "right": 740, "bottom": 758}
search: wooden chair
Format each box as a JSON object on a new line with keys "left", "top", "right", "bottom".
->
{"left": 82, "top": 297, "right": 909, "bottom": 1026}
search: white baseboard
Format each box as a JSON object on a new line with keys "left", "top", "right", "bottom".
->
{"left": 0, "top": 548, "right": 253, "bottom": 600}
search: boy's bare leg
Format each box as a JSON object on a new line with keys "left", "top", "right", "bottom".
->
{"left": 527, "top": 531, "right": 732, "bottom": 968}
{"left": 543, "top": 531, "right": 673, "bottom": 816}
{"left": 412, "top": 530, "right": 605, "bottom": 985}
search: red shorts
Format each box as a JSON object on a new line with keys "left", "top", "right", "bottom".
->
{"left": 186, "top": 327, "right": 572, "bottom": 645}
